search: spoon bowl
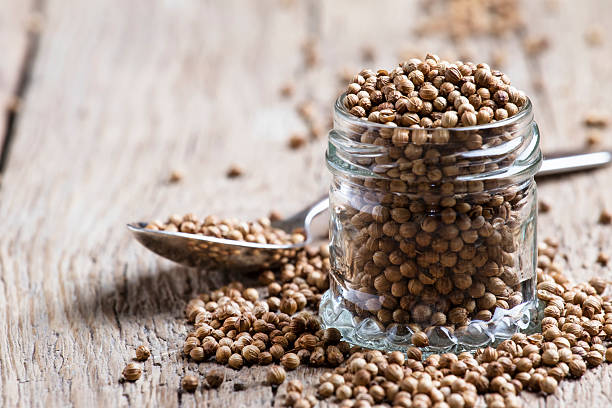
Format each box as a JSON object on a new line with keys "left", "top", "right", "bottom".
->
{"left": 128, "top": 197, "right": 328, "bottom": 271}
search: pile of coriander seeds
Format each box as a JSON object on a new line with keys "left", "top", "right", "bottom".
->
{"left": 327, "top": 53, "right": 537, "bottom": 342}
{"left": 172, "top": 238, "right": 612, "bottom": 408}
{"left": 182, "top": 245, "right": 355, "bottom": 373}
{"left": 302, "top": 239, "right": 612, "bottom": 408}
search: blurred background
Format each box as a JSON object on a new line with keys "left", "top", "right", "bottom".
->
{"left": 1, "top": 1, "right": 611, "bottom": 406}
{"left": 2, "top": 0, "right": 610, "bottom": 223}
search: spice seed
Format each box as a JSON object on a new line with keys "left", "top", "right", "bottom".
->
{"left": 122, "top": 363, "right": 141, "bottom": 382}
{"left": 288, "top": 133, "right": 307, "bottom": 150}
{"left": 168, "top": 170, "right": 184, "bottom": 183}
{"left": 226, "top": 164, "right": 244, "bottom": 178}
{"left": 266, "top": 366, "right": 286, "bottom": 386}
{"left": 206, "top": 369, "right": 224, "bottom": 388}
{"left": 135, "top": 345, "right": 151, "bottom": 361}
{"left": 181, "top": 374, "right": 198, "bottom": 392}
{"left": 599, "top": 209, "right": 612, "bottom": 225}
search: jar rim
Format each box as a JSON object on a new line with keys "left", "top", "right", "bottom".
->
{"left": 334, "top": 92, "right": 533, "bottom": 132}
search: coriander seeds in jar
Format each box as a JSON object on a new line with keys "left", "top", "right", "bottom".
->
{"left": 319, "top": 54, "right": 542, "bottom": 353}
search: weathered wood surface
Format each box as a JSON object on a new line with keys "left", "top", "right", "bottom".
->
{"left": 0, "top": 0, "right": 611, "bottom": 407}
{"left": 0, "top": 0, "right": 36, "bottom": 168}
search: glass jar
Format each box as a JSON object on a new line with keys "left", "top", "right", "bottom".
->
{"left": 320, "top": 93, "right": 542, "bottom": 353}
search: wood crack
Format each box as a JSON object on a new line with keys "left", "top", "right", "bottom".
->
{"left": 0, "top": 0, "right": 45, "bottom": 177}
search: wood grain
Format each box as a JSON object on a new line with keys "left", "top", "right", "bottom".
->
{"left": 0, "top": 0, "right": 37, "bottom": 168}
{"left": 0, "top": 0, "right": 611, "bottom": 406}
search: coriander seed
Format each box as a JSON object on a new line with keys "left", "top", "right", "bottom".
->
{"left": 206, "top": 369, "right": 224, "bottom": 388}
{"left": 135, "top": 345, "right": 151, "bottom": 361}
{"left": 122, "top": 363, "right": 141, "bottom": 382}
{"left": 281, "top": 353, "right": 300, "bottom": 370}
{"left": 266, "top": 366, "right": 286, "bottom": 386}
{"left": 216, "top": 345, "right": 231, "bottom": 364}
{"left": 336, "top": 384, "right": 352, "bottom": 400}
{"left": 412, "top": 332, "right": 429, "bottom": 347}
{"left": 318, "top": 381, "right": 334, "bottom": 398}
{"left": 242, "top": 344, "right": 260, "bottom": 364}
{"left": 228, "top": 353, "right": 244, "bottom": 370}
{"left": 599, "top": 209, "right": 612, "bottom": 225}
{"left": 605, "top": 347, "right": 612, "bottom": 363}
{"left": 226, "top": 164, "right": 243, "bottom": 178}
{"left": 181, "top": 374, "right": 198, "bottom": 392}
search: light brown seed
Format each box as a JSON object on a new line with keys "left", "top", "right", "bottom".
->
{"left": 605, "top": 347, "right": 612, "bottom": 363}
{"left": 318, "top": 381, "right": 334, "bottom": 398}
{"left": 289, "top": 133, "right": 307, "bottom": 150}
{"left": 228, "top": 353, "right": 244, "bottom": 370}
{"left": 169, "top": 170, "right": 184, "bottom": 183}
{"left": 206, "top": 369, "right": 224, "bottom": 388}
{"left": 226, "top": 165, "right": 243, "bottom": 178}
{"left": 266, "top": 366, "right": 286, "bottom": 385}
{"left": 135, "top": 345, "right": 151, "bottom": 361}
{"left": 182, "top": 374, "right": 198, "bottom": 392}
{"left": 599, "top": 209, "right": 612, "bottom": 225}
{"left": 122, "top": 363, "right": 141, "bottom": 382}
{"left": 412, "top": 331, "right": 429, "bottom": 347}
{"left": 281, "top": 353, "right": 301, "bottom": 370}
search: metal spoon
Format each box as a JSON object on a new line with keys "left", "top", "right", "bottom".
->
{"left": 128, "top": 151, "right": 612, "bottom": 270}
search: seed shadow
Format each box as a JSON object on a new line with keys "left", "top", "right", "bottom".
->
{"left": 86, "top": 261, "right": 264, "bottom": 327}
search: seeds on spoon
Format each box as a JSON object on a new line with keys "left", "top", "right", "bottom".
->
{"left": 146, "top": 214, "right": 305, "bottom": 245}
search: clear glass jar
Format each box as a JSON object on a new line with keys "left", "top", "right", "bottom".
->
{"left": 320, "top": 94, "right": 542, "bottom": 353}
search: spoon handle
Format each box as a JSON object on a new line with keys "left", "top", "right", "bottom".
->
{"left": 538, "top": 151, "right": 612, "bottom": 177}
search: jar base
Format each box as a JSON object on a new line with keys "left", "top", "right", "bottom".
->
{"left": 319, "top": 289, "right": 542, "bottom": 354}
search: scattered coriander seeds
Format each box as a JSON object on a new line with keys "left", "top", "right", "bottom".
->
{"left": 280, "top": 82, "right": 295, "bottom": 98}
{"left": 289, "top": 133, "right": 307, "bottom": 149}
{"left": 216, "top": 345, "right": 232, "bottom": 364}
{"left": 287, "top": 380, "right": 304, "bottom": 394}
{"left": 336, "top": 384, "right": 352, "bottom": 400}
{"left": 584, "top": 112, "right": 609, "bottom": 128}
{"left": 281, "top": 353, "right": 301, "bottom": 370}
{"left": 267, "top": 366, "right": 286, "bottom": 386}
{"left": 586, "top": 130, "right": 602, "bottom": 146}
{"left": 539, "top": 200, "right": 551, "bottom": 213}
{"left": 317, "top": 381, "right": 334, "bottom": 398}
{"left": 597, "top": 252, "right": 609, "bottom": 266}
{"left": 168, "top": 169, "right": 184, "bottom": 183}
{"left": 605, "top": 347, "right": 612, "bottom": 363}
{"left": 242, "top": 344, "right": 260, "bottom": 364}
{"left": 599, "top": 209, "right": 612, "bottom": 225}
{"left": 206, "top": 369, "right": 224, "bottom": 388}
{"left": 226, "top": 164, "right": 244, "bottom": 178}
{"left": 172, "top": 235, "right": 612, "bottom": 408}
{"left": 135, "top": 345, "right": 151, "bottom": 361}
{"left": 585, "top": 26, "right": 604, "bottom": 46}
{"left": 122, "top": 363, "right": 142, "bottom": 382}
{"left": 228, "top": 353, "right": 244, "bottom": 370}
{"left": 182, "top": 374, "right": 199, "bottom": 392}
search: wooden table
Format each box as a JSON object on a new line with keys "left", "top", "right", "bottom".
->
{"left": 1, "top": 0, "right": 611, "bottom": 406}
